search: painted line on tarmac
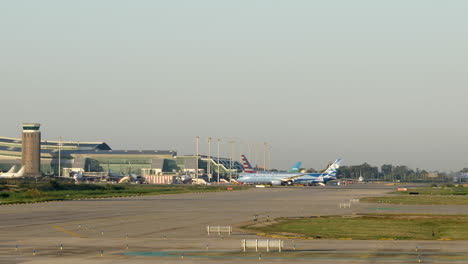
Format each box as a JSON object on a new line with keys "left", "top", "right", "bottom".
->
{"left": 367, "top": 207, "right": 401, "bottom": 210}
{"left": 124, "top": 250, "right": 468, "bottom": 262}
{"left": 52, "top": 225, "right": 87, "bottom": 238}
{"left": 256, "top": 232, "right": 315, "bottom": 240}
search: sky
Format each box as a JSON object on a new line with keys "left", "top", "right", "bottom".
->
{"left": 1, "top": 1, "right": 467, "bottom": 171}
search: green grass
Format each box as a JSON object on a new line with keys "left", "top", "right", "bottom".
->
{"left": 391, "top": 187, "right": 468, "bottom": 196}
{"left": 361, "top": 195, "right": 468, "bottom": 205}
{"left": 244, "top": 215, "right": 468, "bottom": 240}
{"left": 0, "top": 183, "right": 245, "bottom": 204}
{"left": 359, "top": 186, "right": 468, "bottom": 205}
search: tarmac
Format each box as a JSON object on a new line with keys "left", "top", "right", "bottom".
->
{"left": 1, "top": 184, "right": 468, "bottom": 263}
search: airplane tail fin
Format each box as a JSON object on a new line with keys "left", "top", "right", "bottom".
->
{"left": 14, "top": 166, "right": 26, "bottom": 177}
{"left": 323, "top": 159, "right": 342, "bottom": 177}
{"left": 6, "top": 165, "right": 17, "bottom": 174}
{"left": 289, "top": 161, "right": 302, "bottom": 173}
{"left": 241, "top": 155, "right": 257, "bottom": 173}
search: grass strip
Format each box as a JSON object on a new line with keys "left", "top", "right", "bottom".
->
{"left": 361, "top": 195, "right": 468, "bottom": 205}
{"left": 243, "top": 214, "right": 468, "bottom": 240}
{"left": 0, "top": 184, "right": 245, "bottom": 204}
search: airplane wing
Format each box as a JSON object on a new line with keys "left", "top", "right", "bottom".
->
{"left": 279, "top": 174, "right": 306, "bottom": 181}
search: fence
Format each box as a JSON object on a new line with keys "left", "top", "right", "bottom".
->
{"left": 206, "top": 225, "right": 232, "bottom": 236}
{"left": 241, "top": 239, "right": 283, "bottom": 252}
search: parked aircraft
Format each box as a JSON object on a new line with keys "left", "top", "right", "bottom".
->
{"left": 118, "top": 174, "right": 145, "bottom": 184}
{"left": 70, "top": 171, "right": 83, "bottom": 182}
{"left": 0, "top": 165, "right": 26, "bottom": 179}
{"left": 237, "top": 155, "right": 305, "bottom": 185}
{"left": 237, "top": 155, "right": 341, "bottom": 186}
{"left": 292, "top": 159, "right": 342, "bottom": 185}
{"left": 358, "top": 175, "right": 364, "bottom": 182}
{"left": 289, "top": 161, "right": 302, "bottom": 173}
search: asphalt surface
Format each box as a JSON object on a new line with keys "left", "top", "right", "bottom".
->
{"left": 1, "top": 184, "right": 468, "bottom": 263}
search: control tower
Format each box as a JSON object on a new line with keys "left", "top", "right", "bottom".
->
{"left": 21, "top": 123, "right": 41, "bottom": 177}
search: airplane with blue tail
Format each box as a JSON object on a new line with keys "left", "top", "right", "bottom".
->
{"left": 288, "top": 161, "right": 302, "bottom": 173}
{"left": 292, "top": 159, "right": 342, "bottom": 185}
{"left": 237, "top": 155, "right": 341, "bottom": 186}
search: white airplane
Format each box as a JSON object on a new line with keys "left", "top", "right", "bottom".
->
{"left": 237, "top": 155, "right": 341, "bottom": 186}
{"left": 0, "top": 165, "right": 26, "bottom": 179}
{"left": 70, "top": 171, "right": 83, "bottom": 183}
{"left": 117, "top": 174, "right": 145, "bottom": 184}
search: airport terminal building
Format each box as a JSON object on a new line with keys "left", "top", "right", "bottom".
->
{"left": 0, "top": 124, "right": 243, "bottom": 179}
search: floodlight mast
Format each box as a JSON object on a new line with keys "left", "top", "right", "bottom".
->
{"left": 207, "top": 137, "right": 212, "bottom": 182}
{"left": 196, "top": 136, "right": 200, "bottom": 179}
{"left": 217, "top": 138, "right": 220, "bottom": 184}
{"left": 263, "top": 142, "right": 267, "bottom": 172}
{"left": 229, "top": 140, "right": 234, "bottom": 181}
{"left": 58, "top": 136, "right": 62, "bottom": 177}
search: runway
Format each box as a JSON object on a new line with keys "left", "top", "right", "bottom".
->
{"left": 1, "top": 184, "right": 467, "bottom": 263}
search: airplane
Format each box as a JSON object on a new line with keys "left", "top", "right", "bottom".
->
{"left": 292, "top": 159, "right": 342, "bottom": 186}
{"left": 237, "top": 155, "right": 306, "bottom": 185}
{"left": 245, "top": 159, "right": 301, "bottom": 173}
{"left": 118, "top": 174, "right": 145, "bottom": 184}
{"left": 0, "top": 165, "right": 26, "bottom": 179}
{"left": 70, "top": 171, "right": 83, "bottom": 182}
{"left": 102, "top": 170, "right": 127, "bottom": 182}
{"left": 237, "top": 155, "right": 341, "bottom": 186}
{"left": 289, "top": 161, "right": 302, "bottom": 173}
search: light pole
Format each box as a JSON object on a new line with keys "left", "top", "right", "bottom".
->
{"left": 217, "top": 138, "right": 220, "bottom": 184}
{"left": 207, "top": 137, "right": 212, "bottom": 182}
{"left": 58, "top": 136, "right": 62, "bottom": 177}
{"left": 196, "top": 136, "right": 199, "bottom": 179}
{"left": 239, "top": 140, "right": 243, "bottom": 158}
{"left": 268, "top": 145, "right": 272, "bottom": 171}
{"left": 229, "top": 140, "right": 235, "bottom": 181}
{"left": 255, "top": 143, "right": 259, "bottom": 170}
{"left": 263, "top": 142, "right": 267, "bottom": 171}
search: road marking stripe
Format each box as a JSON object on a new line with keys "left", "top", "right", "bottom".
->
{"left": 52, "top": 225, "right": 87, "bottom": 238}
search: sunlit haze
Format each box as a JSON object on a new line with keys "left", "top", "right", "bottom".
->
{"left": 1, "top": 1, "right": 467, "bottom": 171}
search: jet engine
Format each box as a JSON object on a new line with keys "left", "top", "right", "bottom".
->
{"left": 270, "top": 180, "right": 282, "bottom": 186}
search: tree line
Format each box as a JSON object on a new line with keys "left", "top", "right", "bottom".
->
{"left": 335, "top": 163, "right": 451, "bottom": 182}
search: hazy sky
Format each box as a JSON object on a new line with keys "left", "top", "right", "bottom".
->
{"left": 1, "top": 1, "right": 467, "bottom": 171}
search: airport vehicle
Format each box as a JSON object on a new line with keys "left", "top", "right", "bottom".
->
{"left": 292, "top": 159, "right": 342, "bottom": 185}
{"left": 0, "top": 165, "right": 25, "bottom": 179}
{"left": 237, "top": 155, "right": 306, "bottom": 185}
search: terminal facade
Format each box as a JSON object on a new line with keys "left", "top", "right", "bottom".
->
{"left": 0, "top": 124, "right": 243, "bottom": 179}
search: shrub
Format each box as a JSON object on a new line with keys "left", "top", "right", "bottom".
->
{"left": 24, "top": 189, "right": 46, "bottom": 199}
{"left": 104, "top": 184, "right": 125, "bottom": 191}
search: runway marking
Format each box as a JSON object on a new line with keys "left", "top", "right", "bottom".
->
{"left": 367, "top": 207, "right": 400, "bottom": 210}
{"left": 125, "top": 250, "right": 468, "bottom": 262}
{"left": 52, "top": 225, "right": 87, "bottom": 238}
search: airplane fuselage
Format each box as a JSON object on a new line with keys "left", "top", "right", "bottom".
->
{"left": 237, "top": 172, "right": 303, "bottom": 185}
{"left": 293, "top": 173, "right": 335, "bottom": 184}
